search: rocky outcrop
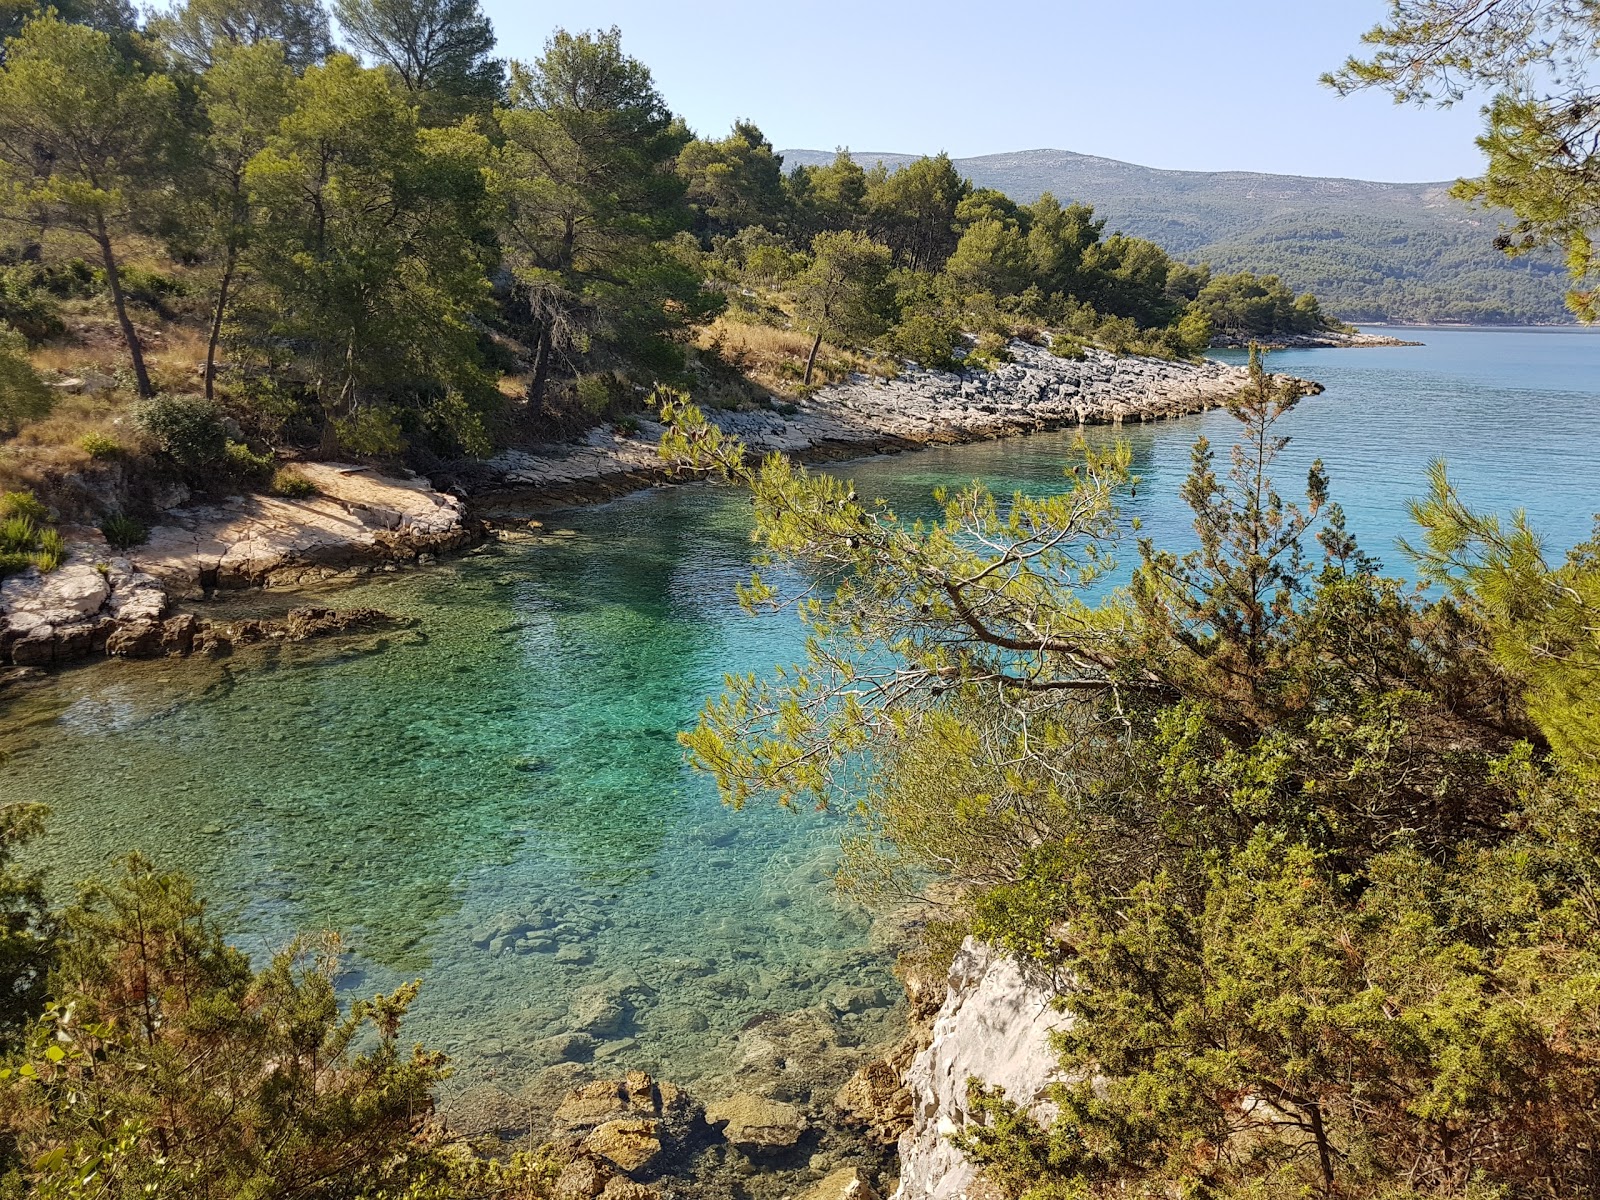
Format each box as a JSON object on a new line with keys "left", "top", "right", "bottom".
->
{"left": 134, "top": 462, "right": 479, "bottom": 597}
{"left": 0, "top": 564, "right": 403, "bottom": 669}
{"left": 1212, "top": 328, "right": 1422, "bottom": 349}
{"left": 474, "top": 341, "right": 1311, "bottom": 509}
{"left": 0, "top": 462, "right": 475, "bottom": 673}
{"left": 1, "top": 557, "right": 166, "bottom": 667}
{"left": 892, "top": 940, "right": 1070, "bottom": 1200}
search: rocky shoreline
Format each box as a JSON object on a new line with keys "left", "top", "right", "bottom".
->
{"left": 1212, "top": 328, "right": 1422, "bottom": 349}
{"left": 2, "top": 342, "right": 1302, "bottom": 674}
{"left": 465, "top": 340, "right": 1303, "bottom": 511}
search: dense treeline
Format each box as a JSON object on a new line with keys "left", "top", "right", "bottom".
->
{"left": 0, "top": 0, "right": 1335, "bottom": 477}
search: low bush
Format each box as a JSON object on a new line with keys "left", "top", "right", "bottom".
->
{"left": 0, "top": 324, "right": 52, "bottom": 435}
{"left": 79, "top": 432, "right": 121, "bottom": 459}
{"left": 100, "top": 264, "right": 187, "bottom": 307}
{"left": 964, "top": 331, "right": 1014, "bottom": 371}
{"left": 890, "top": 313, "right": 962, "bottom": 372}
{"left": 0, "top": 492, "right": 63, "bottom": 576}
{"left": 136, "top": 394, "right": 227, "bottom": 467}
{"left": 0, "top": 491, "right": 49, "bottom": 523}
{"left": 270, "top": 467, "right": 316, "bottom": 498}
{"left": 1048, "top": 333, "right": 1088, "bottom": 360}
{"left": 222, "top": 439, "right": 274, "bottom": 481}
{"left": 100, "top": 514, "right": 148, "bottom": 550}
{"left": 0, "top": 267, "right": 64, "bottom": 343}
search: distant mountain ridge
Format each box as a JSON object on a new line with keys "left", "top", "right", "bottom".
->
{"left": 781, "top": 148, "right": 1570, "bottom": 324}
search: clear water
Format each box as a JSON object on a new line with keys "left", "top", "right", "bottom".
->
{"left": 2, "top": 326, "right": 1598, "bottom": 1101}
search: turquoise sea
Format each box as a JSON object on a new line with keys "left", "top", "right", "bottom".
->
{"left": 3, "top": 325, "right": 1598, "bottom": 1103}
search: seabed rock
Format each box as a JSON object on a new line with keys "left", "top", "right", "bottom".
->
{"left": 704, "top": 1094, "right": 807, "bottom": 1154}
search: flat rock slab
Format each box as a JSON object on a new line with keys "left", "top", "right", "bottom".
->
{"left": 134, "top": 462, "right": 471, "bottom": 595}
{"left": 705, "top": 1093, "right": 806, "bottom": 1151}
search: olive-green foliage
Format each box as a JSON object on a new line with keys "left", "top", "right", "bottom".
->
{"left": 135, "top": 393, "right": 227, "bottom": 466}
{"left": 0, "top": 15, "right": 180, "bottom": 398}
{"left": 661, "top": 349, "right": 1597, "bottom": 1197}
{"left": 332, "top": 0, "right": 503, "bottom": 125}
{"left": 0, "top": 855, "right": 451, "bottom": 1198}
{"left": 0, "top": 268, "right": 63, "bottom": 343}
{"left": 1193, "top": 269, "right": 1340, "bottom": 338}
{"left": 77, "top": 432, "right": 121, "bottom": 459}
{"left": 269, "top": 465, "right": 315, "bottom": 496}
{"left": 679, "top": 120, "right": 790, "bottom": 241}
{"left": 1328, "top": 0, "right": 1600, "bottom": 320}
{"left": 243, "top": 53, "right": 498, "bottom": 456}
{"left": 221, "top": 437, "right": 272, "bottom": 480}
{"left": 494, "top": 28, "right": 718, "bottom": 415}
{"left": 791, "top": 230, "right": 894, "bottom": 371}
{"left": 0, "top": 323, "right": 51, "bottom": 435}
{"left": 891, "top": 311, "right": 962, "bottom": 371}
{"left": 99, "top": 514, "right": 147, "bottom": 549}
{"left": 148, "top": 0, "right": 333, "bottom": 71}
{"left": 0, "top": 805, "right": 53, "bottom": 1053}
{"left": 0, "top": 490, "right": 63, "bottom": 576}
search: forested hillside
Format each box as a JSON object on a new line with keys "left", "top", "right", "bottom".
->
{"left": 783, "top": 148, "right": 1571, "bottom": 323}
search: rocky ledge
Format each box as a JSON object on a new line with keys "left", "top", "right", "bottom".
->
{"left": 470, "top": 341, "right": 1314, "bottom": 510}
{"left": 136, "top": 461, "right": 480, "bottom": 597}
{"left": 1212, "top": 329, "right": 1423, "bottom": 349}
{"left": 0, "top": 584, "right": 403, "bottom": 673}
{"left": 0, "top": 462, "right": 477, "bottom": 673}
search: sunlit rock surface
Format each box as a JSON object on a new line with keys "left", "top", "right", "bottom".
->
{"left": 893, "top": 939, "right": 1069, "bottom": 1200}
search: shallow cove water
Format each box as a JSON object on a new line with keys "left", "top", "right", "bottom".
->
{"left": 3, "top": 325, "right": 1599, "bottom": 1104}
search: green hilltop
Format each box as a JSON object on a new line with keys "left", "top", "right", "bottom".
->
{"left": 782, "top": 148, "right": 1570, "bottom": 325}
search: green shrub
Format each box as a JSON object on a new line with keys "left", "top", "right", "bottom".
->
{"left": 34, "top": 527, "right": 64, "bottom": 570}
{"left": 136, "top": 394, "right": 227, "bottom": 467}
{"left": 79, "top": 432, "right": 122, "bottom": 459}
{"left": 0, "top": 491, "right": 48, "bottom": 523}
{"left": 270, "top": 467, "right": 316, "bottom": 498}
{"left": 891, "top": 313, "right": 962, "bottom": 372}
{"left": 222, "top": 439, "right": 274, "bottom": 480}
{"left": 0, "top": 514, "right": 37, "bottom": 554}
{"left": 965, "top": 331, "right": 1014, "bottom": 371}
{"left": 576, "top": 372, "right": 621, "bottom": 414}
{"left": 1049, "top": 333, "right": 1088, "bottom": 360}
{"left": 39, "top": 258, "right": 95, "bottom": 299}
{"left": 0, "top": 323, "right": 53, "bottom": 435}
{"left": 0, "top": 266, "right": 64, "bottom": 343}
{"left": 100, "top": 514, "right": 148, "bottom": 550}
{"left": 99, "top": 264, "right": 186, "bottom": 307}
{"left": 614, "top": 415, "right": 641, "bottom": 436}
{"left": 0, "top": 503, "right": 63, "bottom": 577}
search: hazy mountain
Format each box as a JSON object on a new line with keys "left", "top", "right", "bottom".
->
{"left": 781, "top": 148, "right": 1570, "bottom": 324}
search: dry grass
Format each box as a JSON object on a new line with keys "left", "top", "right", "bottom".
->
{"left": 694, "top": 315, "right": 883, "bottom": 399}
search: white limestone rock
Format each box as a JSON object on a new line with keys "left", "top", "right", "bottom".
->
{"left": 892, "top": 939, "right": 1071, "bottom": 1200}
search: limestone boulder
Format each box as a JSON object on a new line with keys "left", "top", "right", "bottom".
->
{"left": 796, "top": 1167, "right": 882, "bottom": 1200}
{"left": 705, "top": 1094, "right": 806, "bottom": 1153}
{"left": 584, "top": 1118, "right": 662, "bottom": 1173}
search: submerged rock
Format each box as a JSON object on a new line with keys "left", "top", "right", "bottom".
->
{"left": 704, "top": 1094, "right": 806, "bottom": 1153}
{"left": 797, "top": 1166, "right": 882, "bottom": 1200}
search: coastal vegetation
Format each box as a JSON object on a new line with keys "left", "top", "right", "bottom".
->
{"left": 663, "top": 352, "right": 1600, "bottom": 1198}
{"left": 0, "top": 0, "right": 1339, "bottom": 528}
{"left": 783, "top": 147, "right": 1575, "bottom": 326}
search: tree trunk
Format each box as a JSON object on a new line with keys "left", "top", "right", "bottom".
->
{"left": 95, "top": 218, "right": 152, "bottom": 398}
{"left": 203, "top": 254, "right": 235, "bottom": 402}
{"left": 527, "top": 322, "right": 552, "bottom": 419}
{"left": 803, "top": 329, "right": 823, "bottom": 387}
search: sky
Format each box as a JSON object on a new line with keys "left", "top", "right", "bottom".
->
{"left": 477, "top": 0, "right": 1492, "bottom": 183}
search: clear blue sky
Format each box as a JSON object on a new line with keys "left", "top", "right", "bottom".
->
{"left": 477, "top": 0, "right": 1490, "bottom": 183}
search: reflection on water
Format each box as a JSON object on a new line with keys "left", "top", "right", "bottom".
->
{"left": 3, "top": 326, "right": 1599, "bottom": 1096}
